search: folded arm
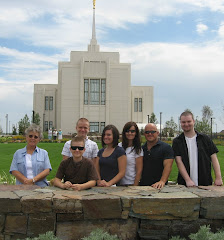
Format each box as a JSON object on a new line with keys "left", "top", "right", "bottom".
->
{"left": 71, "top": 180, "right": 96, "bottom": 191}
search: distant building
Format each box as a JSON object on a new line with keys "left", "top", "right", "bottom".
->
{"left": 33, "top": 1, "right": 153, "bottom": 134}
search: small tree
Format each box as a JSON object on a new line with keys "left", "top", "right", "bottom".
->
{"left": 12, "top": 125, "right": 17, "bottom": 135}
{"left": 18, "top": 114, "right": 30, "bottom": 135}
{"left": 194, "top": 119, "right": 211, "bottom": 135}
{"left": 202, "top": 105, "right": 213, "bottom": 121}
{"left": 193, "top": 106, "right": 212, "bottom": 135}
{"left": 149, "top": 112, "right": 158, "bottom": 124}
{"left": 163, "top": 117, "right": 178, "bottom": 137}
{"left": 32, "top": 112, "right": 40, "bottom": 125}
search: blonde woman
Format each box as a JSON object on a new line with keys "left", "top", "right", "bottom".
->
{"left": 10, "top": 124, "right": 52, "bottom": 187}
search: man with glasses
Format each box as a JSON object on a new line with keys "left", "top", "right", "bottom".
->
{"left": 172, "top": 111, "right": 223, "bottom": 187}
{"left": 54, "top": 136, "right": 98, "bottom": 190}
{"left": 61, "top": 118, "right": 99, "bottom": 163}
{"left": 140, "top": 123, "right": 174, "bottom": 189}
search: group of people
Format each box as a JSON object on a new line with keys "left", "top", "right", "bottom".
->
{"left": 10, "top": 111, "right": 223, "bottom": 190}
{"left": 48, "top": 128, "right": 63, "bottom": 140}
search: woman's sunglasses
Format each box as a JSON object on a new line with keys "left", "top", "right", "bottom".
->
{"left": 125, "top": 130, "right": 136, "bottom": 133}
{"left": 28, "top": 135, "right": 39, "bottom": 139}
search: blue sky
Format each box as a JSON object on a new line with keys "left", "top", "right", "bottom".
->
{"left": 1, "top": 0, "right": 224, "bottom": 133}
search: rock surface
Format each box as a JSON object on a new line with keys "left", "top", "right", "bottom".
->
{"left": 0, "top": 184, "right": 224, "bottom": 239}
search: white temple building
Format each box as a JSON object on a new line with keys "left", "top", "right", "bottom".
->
{"left": 33, "top": 1, "right": 154, "bottom": 134}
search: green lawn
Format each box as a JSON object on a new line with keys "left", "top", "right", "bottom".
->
{"left": 0, "top": 142, "right": 65, "bottom": 180}
{"left": 0, "top": 142, "right": 224, "bottom": 183}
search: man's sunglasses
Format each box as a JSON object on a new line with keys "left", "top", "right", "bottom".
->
{"left": 126, "top": 129, "right": 136, "bottom": 133}
{"left": 28, "top": 135, "right": 39, "bottom": 139}
{"left": 71, "top": 146, "right": 84, "bottom": 151}
{"left": 145, "top": 130, "right": 157, "bottom": 134}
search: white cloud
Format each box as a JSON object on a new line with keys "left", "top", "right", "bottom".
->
{"left": 196, "top": 23, "right": 208, "bottom": 34}
{"left": 103, "top": 41, "right": 224, "bottom": 81}
{"left": 0, "top": 81, "right": 31, "bottom": 100}
{"left": 0, "top": 47, "right": 59, "bottom": 64}
{"left": 201, "top": 0, "right": 224, "bottom": 12}
{"left": 173, "top": 0, "right": 224, "bottom": 13}
{"left": 0, "top": 8, "right": 31, "bottom": 23}
{"left": 0, "top": 0, "right": 223, "bottom": 50}
{"left": 218, "top": 21, "right": 224, "bottom": 37}
{"left": 0, "top": 47, "right": 62, "bottom": 85}
{"left": 1, "top": 0, "right": 224, "bottom": 131}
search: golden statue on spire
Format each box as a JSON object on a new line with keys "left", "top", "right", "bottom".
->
{"left": 93, "top": 0, "right": 96, "bottom": 9}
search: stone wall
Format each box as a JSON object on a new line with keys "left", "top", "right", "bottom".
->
{"left": 0, "top": 185, "right": 224, "bottom": 240}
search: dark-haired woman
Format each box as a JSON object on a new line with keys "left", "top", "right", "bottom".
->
{"left": 95, "top": 125, "right": 127, "bottom": 187}
{"left": 119, "top": 122, "right": 143, "bottom": 186}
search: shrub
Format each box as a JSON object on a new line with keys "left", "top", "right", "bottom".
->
{"left": 0, "top": 171, "right": 16, "bottom": 185}
{"left": 12, "top": 135, "right": 26, "bottom": 140}
{"left": 0, "top": 136, "right": 13, "bottom": 143}
{"left": 213, "top": 139, "right": 224, "bottom": 146}
{"left": 0, "top": 135, "right": 26, "bottom": 143}
{"left": 81, "top": 228, "right": 120, "bottom": 240}
{"left": 18, "top": 231, "right": 60, "bottom": 240}
{"left": 0, "top": 137, "right": 7, "bottom": 143}
{"left": 43, "top": 131, "right": 48, "bottom": 139}
{"left": 169, "top": 225, "right": 224, "bottom": 240}
{"left": 169, "top": 237, "right": 185, "bottom": 240}
{"left": 189, "top": 225, "right": 212, "bottom": 240}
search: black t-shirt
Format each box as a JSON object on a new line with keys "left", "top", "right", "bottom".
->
{"left": 98, "top": 146, "right": 126, "bottom": 183}
{"left": 140, "top": 140, "right": 174, "bottom": 186}
{"left": 172, "top": 132, "right": 218, "bottom": 186}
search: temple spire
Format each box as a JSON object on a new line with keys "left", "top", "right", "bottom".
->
{"left": 93, "top": 0, "right": 96, "bottom": 9}
{"left": 92, "top": 0, "right": 96, "bottom": 40}
{"left": 88, "top": 0, "right": 99, "bottom": 52}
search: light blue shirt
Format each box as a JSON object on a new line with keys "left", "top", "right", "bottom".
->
{"left": 10, "top": 146, "right": 52, "bottom": 187}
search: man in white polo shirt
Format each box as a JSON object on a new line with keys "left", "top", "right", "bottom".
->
{"left": 62, "top": 118, "right": 99, "bottom": 163}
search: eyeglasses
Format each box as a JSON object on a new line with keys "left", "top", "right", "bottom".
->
{"left": 28, "top": 135, "right": 39, "bottom": 139}
{"left": 71, "top": 146, "right": 85, "bottom": 151}
{"left": 126, "top": 129, "right": 136, "bottom": 133}
{"left": 145, "top": 130, "right": 157, "bottom": 134}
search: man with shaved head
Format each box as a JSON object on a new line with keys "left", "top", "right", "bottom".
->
{"left": 140, "top": 123, "right": 174, "bottom": 189}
